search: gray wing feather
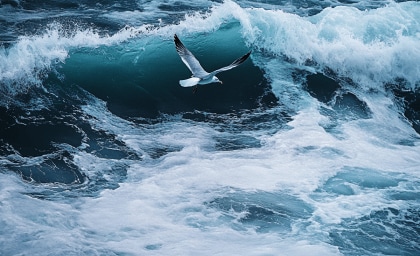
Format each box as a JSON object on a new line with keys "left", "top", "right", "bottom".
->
{"left": 174, "top": 34, "right": 209, "bottom": 78}
{"left": 210, "top": 51, "right": 251, "bottom": 76}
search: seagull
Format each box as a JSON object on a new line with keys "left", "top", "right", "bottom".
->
{"left": 174, "top": 34, "right": 251, "bottom": 93}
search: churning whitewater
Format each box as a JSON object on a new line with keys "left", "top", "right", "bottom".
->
{"left": 0, "top": 0, "right": 419, "bottom": 255}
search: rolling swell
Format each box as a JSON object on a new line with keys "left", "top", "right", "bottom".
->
{"left": 0, "top": 21, "right": 277, "bottom": 185}
{"left": 59, "top": 23, "right": 274, "bottom": 118}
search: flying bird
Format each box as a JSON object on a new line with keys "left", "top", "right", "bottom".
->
{"left": 174, "top": 34, "right": 251, "bottom": 92}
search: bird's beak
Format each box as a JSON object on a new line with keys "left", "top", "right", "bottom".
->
{"left": 219, "top": 81, "right": 223, "bottom": 84}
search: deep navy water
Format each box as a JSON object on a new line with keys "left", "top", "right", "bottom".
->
{"left": 0, "top": 0, "right": 419, "bottom": 255}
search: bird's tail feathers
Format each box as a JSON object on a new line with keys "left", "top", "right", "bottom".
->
{"left": 179, "top": 77, "right": 201, "bottom": 87}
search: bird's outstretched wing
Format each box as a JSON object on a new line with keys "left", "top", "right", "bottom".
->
{"left": 174, "top": 34, "right": 209, "bottom": 78}
{"left": 209, "top": 51, "right": 251, "bottom": 76}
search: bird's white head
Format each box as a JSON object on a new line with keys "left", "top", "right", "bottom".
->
{"left": 213, "top": 76, "right": 223, "bottom": 84}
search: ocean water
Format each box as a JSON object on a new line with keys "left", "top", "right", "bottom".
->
{"left": 0, "top": 0, "right": 419, "bottom": 255}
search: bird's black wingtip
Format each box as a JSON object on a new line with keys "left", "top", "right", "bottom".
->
{"left": 245, "top": 51, "right": 251, "bottom": 59}
{"left": 174, "top": 34, "right": 185, "bottom": 51}
{"left": 233, "top": 50, "right": 252, "bottom": 66}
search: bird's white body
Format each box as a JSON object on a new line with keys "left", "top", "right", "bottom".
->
{"left": 174, "top": 34, "right": 251, "bottom": 89}
{"left": 179, "top": 76, "right": 221, "bottom": 87}
{"left": 179, "top": 77, "right": 201, "bottom": 87}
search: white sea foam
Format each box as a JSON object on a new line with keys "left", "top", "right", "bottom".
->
{"left": 243, "top": 2, "right": 419, "bottom": 89}
{"left": 2, "top": 94, "right": 418, "bottom": 255}
{"left": 68, "top": 91, "right": 419, "bottom": 255}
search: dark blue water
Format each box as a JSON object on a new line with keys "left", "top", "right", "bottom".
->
{"left": 1, "top": 0, "right": 419, "bottom": 255}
